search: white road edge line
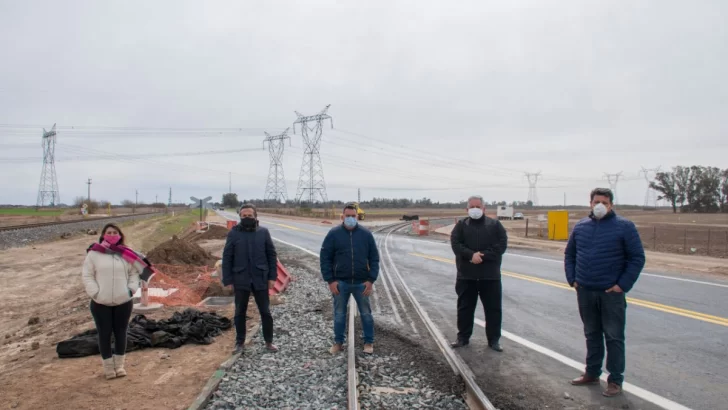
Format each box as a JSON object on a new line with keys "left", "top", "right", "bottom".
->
{"left": 473, "top": 319, "right": 692, "bottom": 410}
{"left": 270, "top": 232, "right": 692, "bottom": 410}
{"left": 271, "top": 237, "right": 320, "bottom": 258}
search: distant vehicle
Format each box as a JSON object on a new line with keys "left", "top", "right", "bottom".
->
{"left": 497, "top": 206, "right": 514, "bottom": 220}
{"left": 513, "top": 212, "right": 524, "bottom": 220}
{"left": 350, "top": 202, "right": 366, "bottom": 220}
{"left": 400, "top": 214, "right": 419, "bottom": 221}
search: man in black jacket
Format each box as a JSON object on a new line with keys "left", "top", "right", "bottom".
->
{"left": 450, "top": 195, "right": 508, "bottom": 352}
{"left": 222, "top": 203, "right": 279, "bottom": 355}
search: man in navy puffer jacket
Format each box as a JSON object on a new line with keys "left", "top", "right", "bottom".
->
{"left": 320, "top": 202, "right": 380, "bottom": 355}
{"left": 565, "top": 188, "right": 645, "bottom": 398}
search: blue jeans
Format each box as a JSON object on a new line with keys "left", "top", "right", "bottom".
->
{"left": 333, "top": 280, "right": 374, "bottom": 344}
{"left": 577, "top": 287, "right": 627, "bottom": 385}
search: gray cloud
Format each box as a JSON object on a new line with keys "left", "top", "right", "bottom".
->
{"left": 1, "top": 0, "right": 725, "bottom": 206}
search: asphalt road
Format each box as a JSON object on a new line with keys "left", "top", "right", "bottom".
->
{"left": 220, "top": 211, "right": 728, "bottom": 410}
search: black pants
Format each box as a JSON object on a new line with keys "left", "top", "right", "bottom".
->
{"left": 89, "top": 300, "right": 134, "bottom": 359}
{"left": 234, "top": 289, "right": 273, "bottom": 344}
{"left": 577, "top": 287, "right": 627, "bottom": 385}
{"left": 455, "top": 279, "right": 502, "bottom": 344}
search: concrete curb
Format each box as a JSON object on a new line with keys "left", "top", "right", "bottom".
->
{"left": 187, "top": 322, "right": 261, "bottom": 410}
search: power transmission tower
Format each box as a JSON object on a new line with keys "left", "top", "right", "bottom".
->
{"left": 36, "top": 124, "right": 60, "bottom": 207}
{"left": 604, "top": 172, "right": 623, "bottom": 204}
{"left": 525, "top": 172, "right": 541, "bottom": 206}
{"left": 263, "top": 127, "right": 291, "bottom": 203}
{"left": 293, "top": 105, "right": 333, "bottom": 205}
{"left": 640, "top": 166, "right": 661, "bottom": 209}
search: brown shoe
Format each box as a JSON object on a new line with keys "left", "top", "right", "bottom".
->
{"left": 329, "top": 344, "right": 343, "bottom": 354}
{"left": 570, "top": 374, "right": 599, "bottom": 386}
{"left": 602, "top": 382, "right": 623, "bottom": 397}
{"left": 363, "top": 344, "right": 374, "bottom": 354}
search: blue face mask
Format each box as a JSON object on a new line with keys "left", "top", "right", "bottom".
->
{"left": 344, "top": 216, "right": 358, "bottom": 228}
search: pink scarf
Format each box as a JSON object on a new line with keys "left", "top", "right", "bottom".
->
{"left": 88, "top": 240, "right": 154, "bottom": 282}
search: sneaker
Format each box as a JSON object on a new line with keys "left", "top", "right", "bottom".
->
{"left": 233, "top": 343, "right": 244, "bottom": 355}
{"left": 266, "top": 343, "right": 279, "bottom": 352}
{"left": 450, "top": 339, "right": 469, "bottom": 348}
{"left": 602, "top": 382, "right": 623, "bottom": 397}
{"left": 363, "top": 344, "right": 374, "bottom": 354}
{"left": 329, "top": 344, "right": 343, "bottom": 354}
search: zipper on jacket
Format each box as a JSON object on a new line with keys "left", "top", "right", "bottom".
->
{"left": 112, "top": 255, "right": 115, "bottom": 305}
{"left": 350, "top": 231, "right": 354, "bottom": 284}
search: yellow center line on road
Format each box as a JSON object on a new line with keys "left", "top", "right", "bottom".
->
{"left": 409, "top": 252, "right": 728, "bottom": 327}
{"left": 268, "top": 222, "right": 325, "bottom": 236}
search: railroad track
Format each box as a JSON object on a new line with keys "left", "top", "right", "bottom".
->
{"left": 345, "top": 222, "right": 495, "bottom": 410}
{"left": 0, "top": 212, "right": 160, "bottom": 232}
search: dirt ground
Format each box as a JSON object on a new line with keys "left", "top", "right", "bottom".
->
{"left": 0, "top": 217, "right": 256, "bottom": 410}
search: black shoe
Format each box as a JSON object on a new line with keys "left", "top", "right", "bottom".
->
{"left": 488, "top": 342, "right": 503, "bottom": 352}
{"left": 233, "top": 343, "right": 244, "bottom": 355}
{"left": 450, "top": 339, "right": 469, "bottom": 348}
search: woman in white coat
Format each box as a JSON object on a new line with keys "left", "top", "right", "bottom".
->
{"left": 82, "top": 223, "right": 152, "bottom": 379}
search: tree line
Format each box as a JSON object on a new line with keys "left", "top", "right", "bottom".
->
{"left": 650, "top": 166, "right": 728, "bottom": 213}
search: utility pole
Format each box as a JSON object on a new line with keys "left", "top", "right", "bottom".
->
{"left": 168, "top": 187, "right": 172, "bottom": 207}
{"left": 86, "top": 178, "right": 92, "bottom": 204}
{"left": 263, "top": 128, "right": 291, "bottom": 203}
{"left": 604, "top": 172, "right": 623, "bottom": 205}
{"left": 358, "top": 188, "right": 361, "bottom": 203}
{"left": 155, "top": 194, "right": 158, "bottom": 204}
{"left": 134, "top": 189, "right": 138, "bottom": 213}
{"left": 293, "top": 105, "right": 333, "bottom": 205}
{"left": 36, "top": 124, "right": 60, "bottom": 208}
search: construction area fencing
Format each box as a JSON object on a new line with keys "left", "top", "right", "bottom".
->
{"left": 519, "top": 220, "right": 728, "bottom": 258}
{"left": 637, "top": 226, "right": 728, "bottom": 258}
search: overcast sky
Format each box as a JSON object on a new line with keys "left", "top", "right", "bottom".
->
{"left": 1, "top": 0, "right": 726, "bottom": 207}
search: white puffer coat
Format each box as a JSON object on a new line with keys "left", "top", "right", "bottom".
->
{"left": 82, "top": 251, "right": 141, "bottom": 306}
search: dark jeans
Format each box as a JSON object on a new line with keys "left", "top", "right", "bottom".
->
{"left": 89, "top": 300, "right": 134, "bottom": 360}
{"left": 234, "top": 288, "right": 273, "bottom": 344}
{"left": 455, "top": 279, "right": 502, "bottom": 344}
{"left": 577, "top": 287, "right": 627, "bottom": 385}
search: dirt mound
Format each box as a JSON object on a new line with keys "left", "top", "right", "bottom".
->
{"left": 188, "top": 224, "right": 230, "bottom": 242}
{"left": 147, "top": 236, "right": 217, "bottom": 266}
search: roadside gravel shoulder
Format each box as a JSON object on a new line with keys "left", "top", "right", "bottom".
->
{"left": 0, "top": 213, "right": 160, "bottom": 250}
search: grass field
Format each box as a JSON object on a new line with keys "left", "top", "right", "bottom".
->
{"left": 0, "top": 208, "right": 65, "bottom": 216}
{"left": 139, "top": 209, "right": 204, "bottom": 253}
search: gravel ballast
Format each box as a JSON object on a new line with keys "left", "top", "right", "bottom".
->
{"left": 206, "top": 249, "right": 348, "bottom": 410}
{"left": 206, "top": 245, "right": 469, "bottom": 409}
{"left": 0, "top": 213, "right": 160, "bottom": 250}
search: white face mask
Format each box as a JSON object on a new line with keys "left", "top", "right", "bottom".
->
{"left": 593, "top": 203, "right": 608, "bottom": 219}
{"left": 468, "top": 207, "right": 484, "bottom": 219}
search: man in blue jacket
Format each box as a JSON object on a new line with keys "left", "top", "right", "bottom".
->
{"left": 320, "top": 202, "right": 380, "bottom": 355}
{"left": 222, "top": 203, "right": 279, "bottom": 355}
{"left": 565, "top": 188, "right": 645, "bottom": 397}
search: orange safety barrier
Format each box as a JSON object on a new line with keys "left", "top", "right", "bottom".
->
{"left": 227, "top": 220, "right": 237, "bottom": 229}
{"left": 418, "top": 219, "right": 430, "bottom": 236}
{"left": 269, "top": 260, "right": 292, "bottom": 296}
